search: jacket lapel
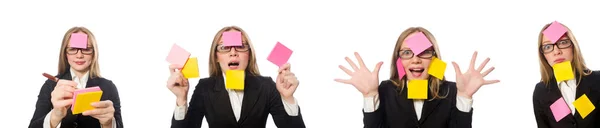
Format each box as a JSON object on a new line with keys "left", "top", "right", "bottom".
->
{"left": 209, "top": 76, "right": 239, "bottom": 125}
{"left": 573, "top": 72, "right": 596, "bottom": 126}
{"left": 418, "top": 80, "right": 443, "bottom": 124}
{"left": 396, "top": 84, "right": 419, "bottom": 124}
{"left": 238, "top": 72, "right": 261, "bottom": 124}
{"left": 546, "top": 77, "right": 577, "bottom": 124}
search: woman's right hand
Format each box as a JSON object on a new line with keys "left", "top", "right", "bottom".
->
{"left": 335, "top": 52, "right": 383, "bottom": 97}
{"left": 50, "top": 80, "right": 77, "bottom": 123}
{"left": 167, "top": 64, "right": 189, "bottom": 106}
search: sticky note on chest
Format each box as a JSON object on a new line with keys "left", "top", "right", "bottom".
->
{"left": 71, "top": 87, "right": 103, "bottom": 114}
{"left": 550, "top": 97, "right": 571, "bottom": 122}
{"left": 573, "top": 94, "right": 595, "bottom": 119}
{"left": 553, "top": 61, "right": 574, "bottom": 82}
{"left": 166, "top": 44, "right": 191, "bottom": 67}
{"left": 405, "top": 32, "right": 432, "bottom": 55}
{"left": 407, "top": 80, "right": 428, "bottom": 99}
{"left": 543, "top": 21, "right": 568, "bottom": 44}
{"left": 267, "top": 42, "right": 293, "bottom": 67}
{"left": 222, "top": 32, "right": 243, "bottom": 46}
{"left": 69, "top": 33, "right": 88, "bottom": 49}
{"left": 226, "top": 70, "right": 245, "bottom": 90}
{"left": 427, "top": 57, "right": 446, "bottom": 80}
{"left": 182, "top": 57, "right": 199, "bottom": 78}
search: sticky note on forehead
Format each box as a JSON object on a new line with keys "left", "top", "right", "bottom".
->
{"left": 182, "top": 57, "right": 199, "bottom": 78}
{"left": 69, "top": 33, "right": 88, "bottom": 49}
{"left": 552, "top": 61, "right": 574, "bottom": 82}
{"left": 396, "top": 58, "right": 406, "bottom": 79}
{"left": 428, "top": 57, "right": 446, "bottom": 80}
{"left": 550, "top": 97, "right": 570, "bottom": 122}
{"left": 166, "top": 44, "right": 191, "bottom": 67}
{"left": 573, "top": 94, "right": 595, "bottom": 119}
{"left": 267, "top": 42, "right": 293, "bottom": 67}
{"left": 407, "top": 80, "right": 428, "bottom": 99}
{"left": 405, "top": 32, "right": 433, "bottom": 55}
{"left": 225, "top": 70, "right": 245, "bottom": 90}
{"left": 543, "top": 21, "right": 568, "bottom": 44}
{"left": 222, "top": 31, "right": 243, "bottom": 46}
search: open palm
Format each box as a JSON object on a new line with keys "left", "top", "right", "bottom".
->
{"left": 335, "top": 52, "right": 383, "bottom": 97}
{"left": 452, "top": 51, "right": 500, "bottom": 98}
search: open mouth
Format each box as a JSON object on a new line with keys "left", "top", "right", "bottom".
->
{"left": 228, "top": 61, "right": 240, "bottom": 69}
{"left": 409, "top": 67, "right": 424, "bottom": 77}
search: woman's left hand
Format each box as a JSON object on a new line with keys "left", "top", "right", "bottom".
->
{"left": 276, "top": 63, "right": 299, "bottom": 104}
{"left": 83, "top": 100, "right": 115, "bottom": 127}
{"left": 452, "top": 51, "right": 500, "bottom": 99}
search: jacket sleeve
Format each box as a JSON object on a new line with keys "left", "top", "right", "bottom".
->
{"left": 448, "top": 82, "right": 473, "bottom": 128}
{"left": 28, "top": 80, "right": 56, "bottom": 128}
{"left": 104, "top": 80, "right": 124, "bottom": 128}
{"left": 267, "top": 77, "right": 306, "bottom": 128}
{"left": 363, "top": 81, "right": 388, "bottom": 128}
{"left": 171, "top": 80, "right": 206, "bottom": 128}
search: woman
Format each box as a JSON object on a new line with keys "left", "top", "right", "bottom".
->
{"left": 29, "top": 27, "right": 123, "bottom": 128}
{"left": 168, "top": 26, "right": 306, "bottom": 128}
{"left": 335, "top": 27, "right": 499, "bottom": 128}
{"left": 532, "top": 22, "right": 600, "bottom": 128}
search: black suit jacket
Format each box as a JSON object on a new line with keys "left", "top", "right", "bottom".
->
{"left": 364, "top": 80, "right": 473, "bottom": 128}
{"left": 533, "top": 70, "right": 600, "bottom": 128}
{"left": 29, "top": 71, "right": 123, "bottom": 128}
{"left": 171, "top": 72, "right": 305, "bottom": 128}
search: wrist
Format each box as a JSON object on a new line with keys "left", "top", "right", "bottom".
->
{"left": 282, "top": 95, "right": 295, "bottom": 104}
{"left": 363, "top": 91, "right": 379, "bottom": 98}
{"left": 176, "top": 97, "right": 187, "bottom": 106}
{"left": 101, "top": 119, "right": 113, "bottom": 127}
{"left": 457, "top": 91, "right": 472, "bottom": 99}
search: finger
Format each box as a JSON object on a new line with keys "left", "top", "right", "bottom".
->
{"left": 345, "top": 56, "right": 359, "bottom": 71}
{"left": 334, "top": 79, "right": 352, "bottom": 84}
{"left": 452, "top": 61, "right": 462, "bottom": 76}
{"left": 54, "top": 100, "right": 73, "bottom": 107}
{"left": 484, "top": 80, "right": 501, "bottom": 85}
{"left": 91, "top": 100, "right": 113, "bottom": 108}
{"left": 278, "top": 63, "right": 291, "bottom": 73}
{"left": 339, "top": 65, "right": 353, "bottom": 75}
{"left": 482, "top": 67, "right": 495, "bottom": 77}
{"left": 83, "top": 108, "right": 106, "bottom": 116}
{"left": 169, "top": 64, "right": 183, "bottom": 73}
{"left": 477, "top": 58, "right": 490, "bottom": 72}
{"left": 469, "top": 51, "right": 478, "bottom": 70}
{"left": 354, "top": 52, "right": 367, "bottom": 68}
{"left": 372, "top": 61, "right": 383, "bottom": 74}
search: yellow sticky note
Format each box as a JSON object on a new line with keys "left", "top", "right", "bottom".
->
{"left": 225, "top": 70, "right": 245, "bottom": 90}
{"left": 573, "top": 94, "right": 595, "bottom": 119}
{"left": 407, "top": 80, "right": 428, "bottom": 99}
{"left": 553, "top": 61, "right": 575, "bottom": 82}
{"left": 72, "top": 91, "right": 103, "bottom": 114}
{"left": 427, "top": 57, "right": 446, "bottom": 80}
{"left": 182, "top": 57, "right": 199, "bottom": 78}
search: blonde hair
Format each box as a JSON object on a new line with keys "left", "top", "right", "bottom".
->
{"left": 389, "top": 27, "right": 446, "bottom": 100}
{"left": 57, "top": 27, "right": 101, "bottom": 78}
{"left": 537, "top": 22, "right": 590, "bottom": 85}
{"left": 208, "top": 26, "right": 260, "bottom": 77}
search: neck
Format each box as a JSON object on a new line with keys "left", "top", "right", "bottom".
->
{"left": 72, "top": 68, "right": 88, "bottom": 78}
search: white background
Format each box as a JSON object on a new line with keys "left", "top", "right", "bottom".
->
{"left": 1, "top": 0, "right": 599, "bottom": 127}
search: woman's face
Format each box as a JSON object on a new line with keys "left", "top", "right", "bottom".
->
{"left": 66, "top": 32, "right": 94, "bottom": 72}
{"left": 541, "top": 35, "right": 573, "bottom": 66}
{"left": 399, "top": 32, "right": 434, "bottom": 80}
{"left": 216, "top": 30, "right": 250, "bottom": 72}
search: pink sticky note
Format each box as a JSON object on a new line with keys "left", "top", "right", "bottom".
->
{"left": 405, "top": 32, "right": 432, "bottom": 55}
{"left": 267, "top": 42, "right": 293, "bottom": 67}
{"left": 222, "top": 32, "right": 243, "bottom": 46}
{"left": 550, "top": 97, "right": 571, "bottom": 122}
{"left": 396, "top": 58, "right": 406, "bottom": 79}
{"left": 543, "top": 21, "right": 568, "bottom": 44}
{"left": 166, "top": 44, "right": 191, "bottom": 67}
{"left": 69, "top": 33, "right": 88, "bottom": 48}
{"left": 71, "top": 86, "right": 101, "bottom": 111}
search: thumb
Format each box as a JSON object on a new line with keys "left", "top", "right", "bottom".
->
{"left": 452, "top": 61, "right": 462, "bottom": 76}
{"left": 372, "top": 61, "right": 383, "bottom": 74}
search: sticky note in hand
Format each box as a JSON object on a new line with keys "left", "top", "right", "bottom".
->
{"left": 427, "top": 57, "right": 446, "bottom": 80}
{"left": 550, "top": 97, "right": 571, "bottom": 122}
{"left": 396, "top": 58, "right": 406, "bottom": 79}
{"left": 166, "top": 44, "right": 191, "bottom": 67}
{"left": 553, "top": 61, "right": 574, "bottom": 82}
{"left": 573, "top": 94, "right": 595, "bottom": 119}
{"left": 222, "top": 32, "right": 243, "bottom": 46}
{"left": 543, "top": 21, "right": 568, "bottom": 44}
{"left": 407, "top": 80, "right": 428, "bottom": 99}
{"left": 71, "top": 87, "right": 103, "bottom": 114}
{"left": 69, "top": 33, "right": 88, "bottom": 49}
{"left": 405, "top": 32, "right": 432, "bottom": 55}
{"left": 267, "top": 42, "right": 293, "bottom": 67}
{"left": 225, "top": 70, "right": 245, "bottom": 90}
{"left": 182, "top": 57, "right": 199, "bottom": 78}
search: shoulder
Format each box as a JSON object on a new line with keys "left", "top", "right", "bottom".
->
{"left": 533, "top": 81, "right": 549, "bottom": 99}
{"left": 379, "top": 80, "right": 397, "bottom": 90}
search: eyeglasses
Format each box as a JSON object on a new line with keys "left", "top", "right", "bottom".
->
{"left": 216, "top": 44, "right": 250, "bottom": 53}
{"left": 66, "top": 47, "right": 94, "bottom": 55}
{"left": 540, "top": 39, "right": 572, "bottom": 54}
{"left": 398, "top": 49, "right": 436, "bottom": 59}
